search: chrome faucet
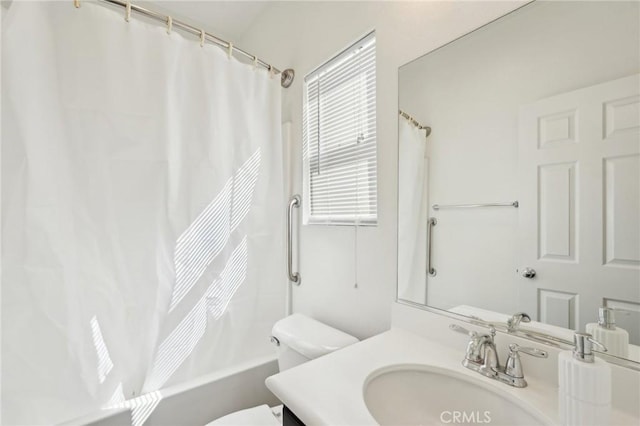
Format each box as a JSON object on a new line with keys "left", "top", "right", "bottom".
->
{"left": 450, "top": 324, "right": 548, "bottom": 388}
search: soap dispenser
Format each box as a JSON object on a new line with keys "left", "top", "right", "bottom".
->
{"left": 585, "top": 307, "right": 629, "bottom": 358}
{"left": 558, "top": 332, "right": 611, "bottom": 426}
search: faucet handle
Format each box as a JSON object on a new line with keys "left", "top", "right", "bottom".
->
{"left": 504, "top": 344, "right": 548, "bottom": 384}
{"left": 507, "top": 312, "right": 531, "bottom": 332}
{"left": 450, "top": 324, "right": 484, "bottom": 363}
{"left": 510, "top": 343, "right": 548, "bottom": 358}
{"left": 449, "top": 324, "right": 477, "bottom": 338}
{"left": 450, "top": 323, "right": 496, "bottom": 342}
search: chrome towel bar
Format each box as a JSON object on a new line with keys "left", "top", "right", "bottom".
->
{"left": 432, "top": 201, "right": 519, "bottom": 211}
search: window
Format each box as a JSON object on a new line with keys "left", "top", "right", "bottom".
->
{"left": 302, "top": 32, "right": 377, "bottom": 225}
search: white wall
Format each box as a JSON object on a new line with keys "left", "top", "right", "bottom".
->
{"left": 399, "top": 1, "right": 640, "bottom": 315}
{"left": 239, "top": 1, "right": 527, "bottom": 339}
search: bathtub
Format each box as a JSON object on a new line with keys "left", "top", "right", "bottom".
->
{"left": 62, "top": 355, "right": 280, "bottom": 426}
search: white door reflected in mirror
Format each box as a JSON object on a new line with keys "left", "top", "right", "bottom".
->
{"left": 518, "top": 74, "right": 640, "bottom": 351}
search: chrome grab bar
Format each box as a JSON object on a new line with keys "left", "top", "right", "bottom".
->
{"left": 287, "top": 195, "right": 301, "bottom": 285}
{"left": 427, "top": 217, "right": 437, "bottom": 277}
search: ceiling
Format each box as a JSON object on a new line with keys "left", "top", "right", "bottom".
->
{"left": 141, "top": 1, "right": 271, "bottom": 41}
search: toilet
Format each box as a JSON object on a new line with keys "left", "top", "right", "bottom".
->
{"left": 207, "top": 314, "right": 359, "bottom": 425}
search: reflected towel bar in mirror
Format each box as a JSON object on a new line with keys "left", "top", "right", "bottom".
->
{"left": 432, "top": 201, "right": 519, "bottom": 211}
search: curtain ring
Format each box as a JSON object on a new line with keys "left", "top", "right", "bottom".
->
{"left": 74, "top": 0, "right": 81, "bottom": 8}
{"left": 125, "top": 0, "right": 131, "bottom": 22}
{"left": 166, "top": 16, "right": 172, "bottom": 35}
{"left": 253, "top": 56, "right": 258, "bottom": 70}
{"left": 269, "top": 65, "right": 275, "bottom": 79}
{"left": 227, "top": 42, "right": 233, "bottom": 60}
{"left": 200, "top": 30, "right": 205, "bottom": 47}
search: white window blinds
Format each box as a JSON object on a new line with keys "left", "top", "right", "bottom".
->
{"left": 302, "top": 32, "right": 377, "bottom": 225}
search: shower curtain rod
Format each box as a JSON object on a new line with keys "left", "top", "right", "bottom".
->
{"left": 399, "top": 109, "right": 432, "bottom": 137}
{"left": 74, "top": 0, "right": 295, "bottom": 88}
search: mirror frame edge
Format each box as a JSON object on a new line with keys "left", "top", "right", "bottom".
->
{"left": 395, "top": 298, "right": 640, "bottom": 371}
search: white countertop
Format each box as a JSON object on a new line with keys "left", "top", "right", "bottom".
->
{"left": 265, "top": 328, "right": 637, "bottom": 426}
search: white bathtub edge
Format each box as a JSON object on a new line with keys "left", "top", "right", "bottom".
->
{"left": 59, "top": 354, "right": 279, "bottom": 426}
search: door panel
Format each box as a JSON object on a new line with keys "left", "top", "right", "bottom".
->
{"left": 604, "top": 154, "right": 640, "bottom": 268}
{"left": 519, "top": 74, "right": 640, "bottom": 342}
{"left": 538, "top": 162, "right": 576, "bottom": 261}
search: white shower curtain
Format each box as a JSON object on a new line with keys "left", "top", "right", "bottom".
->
{"left": 2, "top": 2, "right": 285, "bottom": 424}
{"left": 397, "top": 119, "right": 428, "bottom": 303}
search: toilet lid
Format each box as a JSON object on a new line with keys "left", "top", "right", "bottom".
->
{"left": 206, "top": 405, "right": 280, "bottom": 426}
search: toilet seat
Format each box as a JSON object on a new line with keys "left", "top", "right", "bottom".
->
{"left": 206, "top": 404, "right": 282, "bottom": 426}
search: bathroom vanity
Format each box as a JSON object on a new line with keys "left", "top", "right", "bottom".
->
{"left": 266, "top": 304, "right": 640, "bottom": 425}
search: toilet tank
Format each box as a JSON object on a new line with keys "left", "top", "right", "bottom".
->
{"left": 271, "top": 314, "right": 359, "bottom": 371}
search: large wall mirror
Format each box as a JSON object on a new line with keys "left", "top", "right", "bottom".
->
{"left": 397, "top": 1, "right": 640, "bottom": 365}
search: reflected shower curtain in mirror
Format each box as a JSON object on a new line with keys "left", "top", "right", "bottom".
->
{"left": 2, "top": 2, "right": 285, "bottom": 424}
{"left": 397, "top": 119, "right": 428, "bottom": 303}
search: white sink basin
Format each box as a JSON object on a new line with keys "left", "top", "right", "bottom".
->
{"left": 363, "top": 364, "right": 551, "bottom": 426}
